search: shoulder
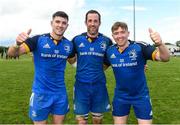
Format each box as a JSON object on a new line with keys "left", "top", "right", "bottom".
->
{"left": 30, "top": 33, "right": 50, "bottom": 41}
{"left": 99, "top": 33, "right": 113, "bottom": 45}
{"left": 62, "top": 37, "right": 73, "bottom": 46}
{"left": 72, "top": 32, "right": 86, "bottom": 41}
{"left": 134, "top": 40, "right": 150, "bottom": 47}
{"left": 107, "top": 44, "right": 117, "bottom": 52}
{"left": 99, "top": 33, "right": 111, "bottom": 41}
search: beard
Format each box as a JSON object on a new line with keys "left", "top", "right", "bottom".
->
{"left": 87, "top": 27, "right": 99, "bottom": 36}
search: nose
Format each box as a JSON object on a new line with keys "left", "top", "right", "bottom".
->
{"left": 58, "top": 22, "right": 63, "bottom": 27}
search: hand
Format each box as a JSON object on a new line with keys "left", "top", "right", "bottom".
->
{"left": 149, "top": 28, "right": 162, "bottom": 46}
{"left": 144, "top": 64, "right": 148, "bottom": 72}
{"left": 16, "top": 29, "right": 32, "bottom": 45}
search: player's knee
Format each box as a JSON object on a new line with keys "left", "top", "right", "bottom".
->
{"left": 76, "top": 114, "right": 88, "bottom": 124}
{"left": 92, "top": 112, "right": 103, "bottom": 124}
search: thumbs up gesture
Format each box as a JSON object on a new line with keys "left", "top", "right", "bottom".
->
{"left": 149, "top": 28, "right": 162, "bottom": 46}
{"left": 16, "top": 29, "right": 32, "bottom": 45}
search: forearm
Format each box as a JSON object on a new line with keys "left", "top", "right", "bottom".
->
{"left": 157, "top": 43, "right": 170, "bottom": 62}
{"left": 67, "top": 56, "right": 77, "bottom": 68}
{"left": 7, "top": 44, "right": 26, "bottom": 57}
{"left": 103, "top": 64, "right": 110, "bottom": 70}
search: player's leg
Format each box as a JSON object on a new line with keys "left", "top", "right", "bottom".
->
{"left": 29, "top": 93, "right": 52, "bottom": 124}
{"left": 92, "top": 112, "right": 103, "bottom": 124}
{"left": 91, "top": 83, "right": 110, "bottom": 124}
{"left": 74, "top": 82, "right": 90, "bottom": 124}
{"left": 113, "top": 115, "right": 128, "bottom": 124}
{"left": 33, "top": 120, "right": 47, "bottom": 125}
{"left": 76, "top": 114, "right": 89, "bottom": 125}
{"left": 112, "top": 94, "right": 131, "bottom": 124}
{"left": 133, "top": 95, "right": 153, "bottom": 125}
{"left": 52, "top": 115, "right": 65, "bottom": 124}
{"left": 51, "top": 92, "right": 69, "bottom": 124}
{"left": 137, "top": 119, "right": 152, "bottom": 125}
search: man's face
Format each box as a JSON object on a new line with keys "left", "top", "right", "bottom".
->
{"left": 85, "top": 13, "right": 100, "bottom": 36}
{"left": 112, "top": 27, "right": 129, "bottom": 47}
{"left": 51, "top": 16, "right": 68, "bottom": 37}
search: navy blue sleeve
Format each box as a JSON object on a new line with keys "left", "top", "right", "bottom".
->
{"left": 138, "top": 42, "right": 156, "bottom": 60}
{"left": 104, "top": 53, "right": 111, "bottom": 66}
{"left": 68, "top": 37, "right": 77, "bottom": 58}
{"left": 25, "top": 35, "right": 40, "bottom": 52}
{"left": 103, "top": 37, "right": 113, "bottom": 65}
{"left": 103, "top": 45, "right": 112, "bottom": 66}
{"left": 107, "top": 38, "right": 113, "bottom": 47}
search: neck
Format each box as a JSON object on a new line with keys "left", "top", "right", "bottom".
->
{"left": 87, "top": 32, "right": 98, "bottom": 38}
{"left": 50, "top": 32, "right": 63, "bottom": 41}
{"left": 117, "top": 41, "right": 130, "bottom": 52}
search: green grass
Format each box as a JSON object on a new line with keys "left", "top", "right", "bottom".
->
{"left": 0, "top": 56, "right": 180, "bottom": 124}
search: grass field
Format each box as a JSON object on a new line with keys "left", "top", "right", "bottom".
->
{"left": 0, "top": 55, "right": 180, "bottom": 124}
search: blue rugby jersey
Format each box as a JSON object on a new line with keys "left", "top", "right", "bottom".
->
{"left": 24, "top": 33, "right": 73, "bottom": 94}
{"left": 70, "top": 33, "right": 112, "bottom": 83}
{"left": 106, "top": 40, "right": 156, "bottom": 98}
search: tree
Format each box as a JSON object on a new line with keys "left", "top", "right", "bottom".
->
{"left": 176, "top": 40, "right": 180, "bottom": 47}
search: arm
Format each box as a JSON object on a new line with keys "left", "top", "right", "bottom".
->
{"left": 67, "top": 56, "right": 76, "bottom": 64}
{"left": 67, "top": 56, "right": 77, "bottom": 67}
{"left": 7, "top": 29, "right": 32, "bottom": 57}
{"left": 149, "top": 28, "right": 170, "bottom": 62}
{"left": 7, "top": 44, "right": 27, "bottom": 57}
{"left": 103, "top": 64, "right": 109, "bottom": 70}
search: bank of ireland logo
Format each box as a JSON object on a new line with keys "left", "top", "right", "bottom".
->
{"left": 128, "top": 49, "right": 137, "bottom": 60}
{"left": 64, "top": 44, "right": 70, "bottom": 53}
{"left": 100, "top": 41, "right": 106, "bottom": 51}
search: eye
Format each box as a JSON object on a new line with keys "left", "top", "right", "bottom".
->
{"left": 62, "top": 21, "right": 67, "bottom": 25}
{"left": 113, "top": 32, "right": 119, "bottom": 35}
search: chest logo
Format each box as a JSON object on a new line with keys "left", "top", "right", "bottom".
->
{"left": 64, "top": 45, "right": 70, "bottom": 53}
{"left": 90, "top": 47, "right": 94, "bottom": 51}
{"left": 43, "top": 43, "right": 50, "bottom": 49}
{"left": 128, "top": 49, "right": 137, "bottom": 60}
{"left": 100, "top": 42, "right": 106, "bottom": 51}
{"left": 110, "top": 53, "right": 116, "bottom": 58}
{"left": 79, "top": 42, "right": 85, "bottom": 48}
{"left": 54, "top": 50, "right": 59, "bottom": 54}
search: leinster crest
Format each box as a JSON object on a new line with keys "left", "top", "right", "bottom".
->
{"left": 100, "top": 41, "right": 106, "bottom": 51}
{"left": 128, "top": 49, "right": 137, "bottom": 60}
{"left": 64, "top": 44, "right": 70, "bottom": 53}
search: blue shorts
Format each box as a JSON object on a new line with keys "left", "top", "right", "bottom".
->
{"left": 74, "top": 81, "right": 110, "bottom": 115}
{"left": 29, "top": 92, "right": 69, "bottom": 121}
{"left": 112, "top": 95, "right": 152, "bottom": 120}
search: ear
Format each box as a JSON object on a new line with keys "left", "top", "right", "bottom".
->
{"left": 112, "top": 33, "right": 115, "bottom": 39}
{"left": 65, "top": 23, "right": 69, "bottom": 30}
{"left": 50, "top": 21, "right": 53, "bottom": 26}
{"left": 84, "top": 21, "right": 87, "bottom": 26}
{"left": 127, "top": 31, "right": 130, "bottom": 36}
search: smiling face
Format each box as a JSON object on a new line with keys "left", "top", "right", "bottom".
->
{"left": 51, "top": 16, "right": 68, "bottom": 39}
{"left": 111, "top": 22, "right": 130, "bottom": 47}
{"left": 85, "top": 13, "right": 100, "bottom": 38}
{"left": 112, "top": 26, "right": 129, "bottom": 47}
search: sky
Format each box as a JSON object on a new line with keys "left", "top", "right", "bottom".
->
{"left": 0, "top": 0, "right": 180, "bottom": 46}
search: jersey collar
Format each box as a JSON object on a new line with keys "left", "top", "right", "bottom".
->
{"left": 49, "top": 33, "right": 64, "bottom": 45}
{"left": 116, "top": 40, "right": 134, "bottom": 53}
{"left": 83, "top": 32, "right": 102, "bottom": 43}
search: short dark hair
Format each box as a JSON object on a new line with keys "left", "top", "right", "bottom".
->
{"left": 52, "top": 11, "right": 69, "bottom": 21}
{"left": 111, "top": 22, "right": 128, "bottom": 32}
{"left": 85, "top": 10, "right": 101, "bottom": 22}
